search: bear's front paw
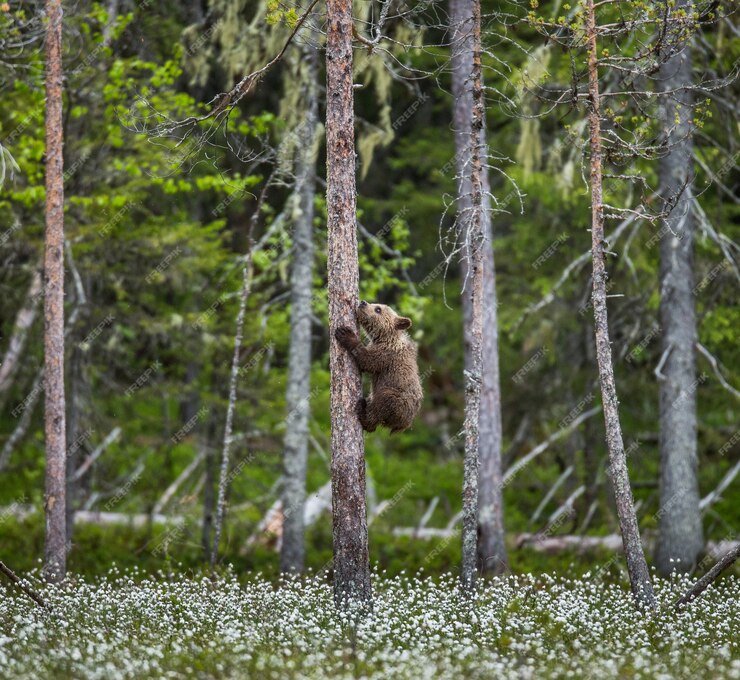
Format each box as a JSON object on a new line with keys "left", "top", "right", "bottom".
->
{"left": 335, "top": 326, "right": 358, "bottom": 347}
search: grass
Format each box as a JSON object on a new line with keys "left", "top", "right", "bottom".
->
{"left": 1, "top": 569, "right": 738, "bottom": 679}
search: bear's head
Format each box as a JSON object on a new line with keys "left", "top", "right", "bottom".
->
{"left": 357, "top": 301, "right": 412, "bottom": 342}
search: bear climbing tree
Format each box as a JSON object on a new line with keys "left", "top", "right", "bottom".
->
{"left": 326, "top": 0, "right": 372, "bottom": 609}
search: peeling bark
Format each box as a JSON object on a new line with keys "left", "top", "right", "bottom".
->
{"left": 326, "top": 0, "right": 371, "bottom": 608}
{"left": 584, "top": 0, "right": 655, "bottom": 608}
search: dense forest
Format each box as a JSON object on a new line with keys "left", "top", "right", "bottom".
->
{"left": 0, "top": 0, "right": 738, "bottom": 676}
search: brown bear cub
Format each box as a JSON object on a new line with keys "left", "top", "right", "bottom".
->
{"left": 335, "top": 301, "right": 422, "bottom": 433}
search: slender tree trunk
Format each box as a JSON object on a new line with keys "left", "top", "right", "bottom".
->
{"left": 43, "top": 0, "right": 67, "bottom": 584}
{"left": 584, "top": 0, "right": 655, "bottom": 607}
{"left": 210, "top": 252, "right": 253, "bottom": 569}
{"left": 450, "top": 0, "right": 508, "bottom": 577}
{"left": 280, "top": 44, "right": 319, "bottom": 574}
{"left": 65, "top": 344, "right": 84, "bottom": 550}
{"left": 326, "top": 0, "right": 371, "bottom": 608}
{"left": 0, "top": 267, "right": 42, "bottom": 409}
{"left": 210, "top": 179, "right": 269, "bottom": 568}
{"left": 458, "top": 0, "right": 485, "bottom": 594}
{"left": 655, "top": 1, "right": 703, "bottom": 576}
{"left": 201, "top": 406, "right": 217, "bottom": 559}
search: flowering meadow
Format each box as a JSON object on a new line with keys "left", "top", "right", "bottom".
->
{"left": 1, "top": 569, "right": 738, "bottom": 679}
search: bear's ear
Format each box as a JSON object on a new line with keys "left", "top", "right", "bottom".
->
{"left": 395, "top": 316, "right": 412, "bottom": 330}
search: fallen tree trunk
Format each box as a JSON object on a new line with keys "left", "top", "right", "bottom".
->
{"left": 0, "top": 505, "right": 185, "bottom": 527}
{"left": 0, "top": 560, "right": 47, "bottom": 608}
{"left": 675, "top": 543, "right": 740, "bottom": 608}
{"left": 392, "top": 527, "right": 737, "bottom": 559}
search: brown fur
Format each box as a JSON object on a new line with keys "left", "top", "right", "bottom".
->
{"left": 335, "top": 301, "right": 423, "bottom": 433}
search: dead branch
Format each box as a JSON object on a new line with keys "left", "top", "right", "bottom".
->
{"left": 0, "top": 560, "right": 47, "bottom": 608}
{"left": 700, "top": 460, "right": 740, "bottom": 511}
{"left": 72, "top": 427, "right": 122, "bottom": 481}
{"left": 675, "top": 542, "right": 740, "bottom": 608}
{"left": 152, "top": 448, "right": 207, "bottom": 515}
{"left": 696, "top": 343, "right": 740, "bottom": 399}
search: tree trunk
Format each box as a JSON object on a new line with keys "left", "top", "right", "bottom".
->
{"left": 450, "top": 0, "right": 508, "bottom": 577}
{"left": 65, "top": 344, "right": 85, "bottom": 551}
{"left": 280, "top": 43, "right": 319, "bottom": 574}
{"left": 0, "top": 267, "right": 42, "bottom": 409}
{"left": 326, "top": 0, "right": 371, "bottom": 608}
{"left": 210, "top": 252, "right": 253, "bottom": 569}
{"left": 655, "top": 0, "right": 703, "bottom": 576}
{"left": 458, "top": 0, "right": 485, "bottom": 595}
{"left": 584, "top": 0, "right": 655, "bottom": 608}
{"left": 43, "top": 0, "right": 67, "bottom": 584}
{"left": 201, "top": 415, "right": 217, "bottom": 559}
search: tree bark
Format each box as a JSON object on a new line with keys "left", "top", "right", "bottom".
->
{"left": 43, "top": 0, "right": 67, "bottom": 584}
{"left": 655, "top": 1, "right": 704, "bottom": 576}
{"left": 280, "top": 42, "right": 319, "bottom": 574}
{"left": 584, "top": 0, "right": 655, "bottom": 608}
{"left": 450, "top": 0, "right": 508, "bottom": 577}
{"left": 0, "top": 267, "right": 42, "bottom": 409}
{"left": 326, "top": 0, "right": 371, "bottom": 608}
{"left": 458, "top": 0, "right": 485, "bottom": 595}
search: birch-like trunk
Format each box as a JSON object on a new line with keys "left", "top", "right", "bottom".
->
{"left": 655, "top": 0, "right": 703, "bottom": 576}
{"left": 584, "top": 0, "right": 655, "bottom": 607}
{"left": 459, "top": 0, "right": 485, "bottom": 594}
{"left": 43, "top": 0, "right": 67, "bottom": 583}
{"left": 0, "top": 267, "right": 42, "bottom": 409}
{"left": 450, "top": 0, "right": 508, "bottom": 577}
{"left": 326, "top": 0, "right": 371, "bottom": 608}
{"left": 210, "top": 249, "right": 254, "bottom": 569}
{"left": 280, "top": 42, "right": 319, "bottom": 574}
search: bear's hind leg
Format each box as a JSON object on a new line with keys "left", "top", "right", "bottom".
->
{"left": 357, "top": 396, "right": 379, "bottom": 432}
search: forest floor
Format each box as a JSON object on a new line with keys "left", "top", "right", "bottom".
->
{"left": 1, "top": 570, "right": 738, "bottom": 679}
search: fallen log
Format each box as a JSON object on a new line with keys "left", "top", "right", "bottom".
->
{"left": 675, "top": 543, "right": 740, "bottom": 609}
{"left": 392, "top": 527, "right": 738, "bottom": 561}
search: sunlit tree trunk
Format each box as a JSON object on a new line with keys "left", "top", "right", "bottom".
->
{"left": 584, "top": 0, "right": 655, "bottom": 607}
{"left": 43, "top": 0, "right": 67, "bottom": 583}
{"left": 280, "top": 41, "right": 319, "bottom": 574}
{"left": 450, "top": 0, "right": 508, "bottom": 577}
{"left": 326, "top": 0, "right": 371, "bottom": 608}
{"left": 655, "top": 0, "right": 703, "bottom": 576}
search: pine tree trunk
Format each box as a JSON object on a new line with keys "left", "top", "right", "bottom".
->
{"left": 450, "top": 0, "right": 508, "bottom": 577}
{"left": 584, "top": 0, "right": 655, "bottom": 607}
{"left": 459, "top": 0, "right": 485, "bottom": 594}
{"left": 280, "top": 43, "right": 319, "bottom": 574}
{"left": 326, "top": 0, "right": 371, "bottom": 608}
{"left": 655, "top": 0, "right": 703, "bottom": 576}
{"left": 43, "top": 0, "right": 67, "bottom": 583}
